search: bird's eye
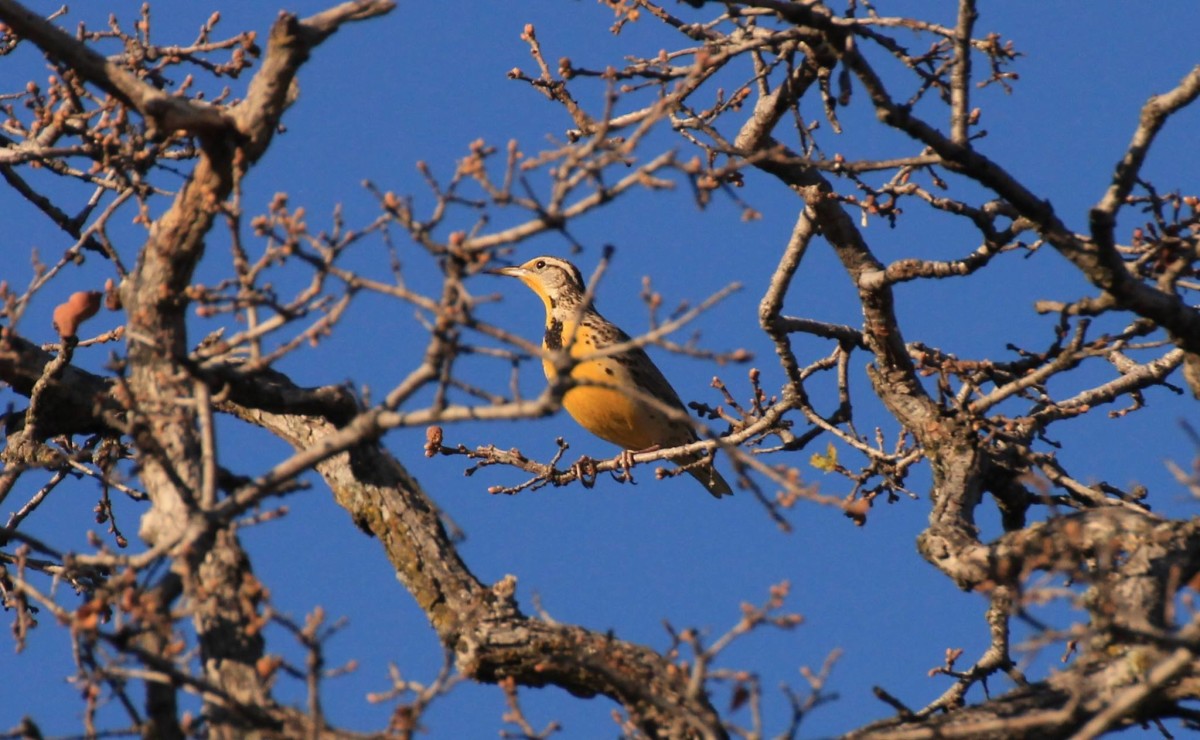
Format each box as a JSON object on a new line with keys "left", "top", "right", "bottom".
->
{"left": 535, "top": 260, "right": 546, "bottom": 270}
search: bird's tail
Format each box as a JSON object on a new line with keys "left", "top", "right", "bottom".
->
{"left": 683, "top": 457, "right": 732, "bottom": 498}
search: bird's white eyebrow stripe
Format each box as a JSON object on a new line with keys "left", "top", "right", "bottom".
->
{"left": 542, "top": 258, "right": 585, "bottom": 288}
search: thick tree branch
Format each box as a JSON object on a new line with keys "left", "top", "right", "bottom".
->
{"left": 0, "top": 0, "right": 231, "bottom": 136}
{"left": 0, "top": 1, "right": 397, "bottom": 735}
{"left": 223, "top": 384, "right": 729, "bottom": 739}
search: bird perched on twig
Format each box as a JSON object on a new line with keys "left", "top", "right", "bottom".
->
{"left": 489, "top": 256, "right": 732, "bottom": 497}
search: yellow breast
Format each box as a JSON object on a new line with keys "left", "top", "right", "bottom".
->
{"left": 543, "top": 321, "right": 685, "bottom": 451}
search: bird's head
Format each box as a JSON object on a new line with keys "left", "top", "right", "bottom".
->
{"left": 489, "top": 256, "right": 587, "bottom": 312}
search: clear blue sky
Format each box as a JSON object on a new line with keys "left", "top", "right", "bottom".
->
{"left": 3, "top": 2, "right": 1199, "bottom": 737}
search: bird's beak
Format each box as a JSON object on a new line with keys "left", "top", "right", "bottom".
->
{"left": 486, "top": 265, "right": 527, "bottom": 278}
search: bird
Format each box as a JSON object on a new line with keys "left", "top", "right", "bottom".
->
{"left": 489, "top": 256, "right": 732, "bottom": 497}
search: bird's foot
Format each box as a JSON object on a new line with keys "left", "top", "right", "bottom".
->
{"left": 571, "top": 455, "right": 599, "bottom": 488}
{"left": 613, "top": 445, "right": 662, "bottom": 485}
{"left": 612, "top": 448, "right": 638, "bottom": 484}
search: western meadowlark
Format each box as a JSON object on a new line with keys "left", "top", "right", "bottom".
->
{"left": 490, "top": 256, "right": 732, "bottom": 498}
